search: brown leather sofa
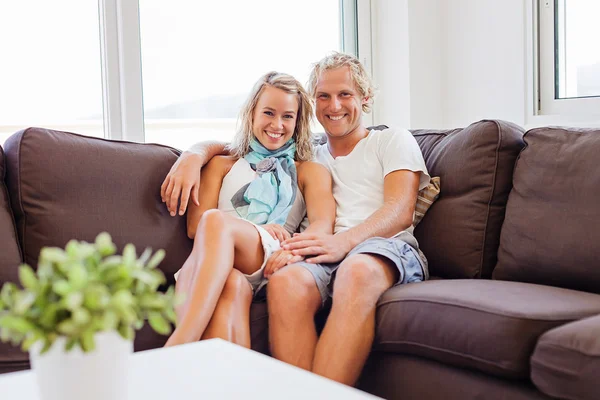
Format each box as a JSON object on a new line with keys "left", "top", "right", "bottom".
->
{"left": 1, "top": 122, "right": 599, "bottom": 399}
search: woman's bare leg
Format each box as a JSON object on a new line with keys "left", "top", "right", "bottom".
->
{"left": 165, "top": 209, "right": 264, "bottom": 347}
{"left": 201, "top": 269, "right": 253, "bottom": 348}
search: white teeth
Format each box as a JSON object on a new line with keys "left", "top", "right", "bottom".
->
{"left": 266, "top": 132, "right": 283, "bottom": 138}
{"left": 329, "top": 115, "right": 344, "bottom": 121}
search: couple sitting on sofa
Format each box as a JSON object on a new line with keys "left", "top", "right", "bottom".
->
{"left": 161, "top": 52, "right": 431, "bottom": 386}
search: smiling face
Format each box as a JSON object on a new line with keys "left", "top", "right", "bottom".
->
{"left": 252, "top": 85, "right": 299, "bottom": 151}
{"left": 314, "top": 66, "right": 368, "bottom": 139}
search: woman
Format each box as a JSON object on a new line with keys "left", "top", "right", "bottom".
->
{"left": 165, "top": 72, "right": 335, "bottom": 347}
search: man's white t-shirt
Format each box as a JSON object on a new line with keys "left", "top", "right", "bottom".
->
{"left": 314, "top": 127, "right": 430, "bottom": 236}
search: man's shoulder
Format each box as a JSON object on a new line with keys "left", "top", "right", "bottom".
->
{"left": 313, "top": 143, "right": 329, "bottom": 161}
{"left": 369, "top": 126, "right": 412, "bottom": 139}
{"left": 368, "top": 126, "right": 419, "bottom": 150}
{"left": 314, "top": 142, "right": 328, "bottom": 152}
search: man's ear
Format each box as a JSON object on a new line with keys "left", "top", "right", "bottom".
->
{"left": 362, "top": 96, "right": 369, "bottom": 105}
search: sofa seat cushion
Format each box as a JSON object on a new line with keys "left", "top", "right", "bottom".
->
{"left": 494, "top": 127, "right": 600, "bottom": 293}
{"left": 374, "top": 280, "right": 600, "bottom": 379}
{"left": 359, "top": 353, "right": 552, "bottom": 400}
{"left": 0, "top": 145, "right": 28, "bottom": 373}
{"left": 412, "top": 120, "right": 524, "bottom": 279}
{"left": 531, "top": 314, "right": 600, "bottom": 400}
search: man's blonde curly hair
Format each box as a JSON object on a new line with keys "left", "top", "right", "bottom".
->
{"left": 307, "top": 52, "right": 376, "bottom": 113}
{"left": 228, "top": 72, "right": 314, "bottom": 161}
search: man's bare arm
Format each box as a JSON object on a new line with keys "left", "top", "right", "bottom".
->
{"left": 300, "top": 162, "right": 336, "bottom": 235}
{"left": 282, "top": 170, "right": 420, "bottom": 264}
{"left": 161, "top": 141, "right": 230, "bottom": 216}
{"left": 338, "top": 170, "right": 419, "bottom": 248}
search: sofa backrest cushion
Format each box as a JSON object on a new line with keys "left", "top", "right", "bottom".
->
{"left": 0, "top": 144, "right": 28, "bottom": 370}
{"left": 0, "top": 145, "right": 22, "bottom": 284}
{"left": 494, "top": 127, "right": 600, "bottom": 293}
{"left": 412, "top": 120, "right": 525, "bottom": 278}
{"left": 3, "top": 128, "right": 192, "bottom": 286}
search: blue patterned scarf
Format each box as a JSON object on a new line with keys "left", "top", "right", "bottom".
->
{"left": 231, "top": 138, "right": 297, "bottom": 226}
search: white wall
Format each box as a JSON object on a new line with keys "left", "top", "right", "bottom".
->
{"left": 441, "top": 0, "right": 527, "bottom": 128}
{"left": 408, "top": 0, "right": 445, "bottom": 128}
{"left": 371, "top": 0, "right": 528, "bottom": 129}
{"left": 371, "top": 0, "right": 446, "bottom": 129}
{"left": 370, "top": 0, "right": 412, "bottom": 128}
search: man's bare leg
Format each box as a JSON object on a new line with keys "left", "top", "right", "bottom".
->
{"left": 267, "top": 265, "right": 322, "bottom": 370}
{"left": 201, "top": 269, "right": 253, "bottom": 348}
{"left": 312, "top": 254, "right": 398, "bottom": 386}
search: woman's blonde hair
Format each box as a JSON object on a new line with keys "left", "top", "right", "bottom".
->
{"left": 307, "top": 52, "right": 376, "bottom": 113}
{"left": 228, "top": 72, "right": 314, "bottom": 161}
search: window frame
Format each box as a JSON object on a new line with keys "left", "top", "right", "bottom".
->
{"left": 100, "top": 0, "right": 366, "bottom": 143}
{"left": 535, "top": 0, "right": 600, "bottom": 118}
{"left": 99, "top": 0, "right": 144, "bottom": 142}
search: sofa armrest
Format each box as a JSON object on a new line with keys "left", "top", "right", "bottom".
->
{"left": 531, "top": 313, "right": 600, "bottom": 400}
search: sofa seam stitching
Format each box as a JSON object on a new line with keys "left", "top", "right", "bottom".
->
{"left": 532, "top": 342, "right": 600, "bottom": 359}
{"left": 1, "top": 145, "right": 24, "bottom": 263}
{"left": 493, "top": 129, "right": 529, "bottom": 279}
{"left": 375, "top": 339, "right": 525, "bottom": 374}
{"left": 531, "top": 356, "right": 589, "bottom": 400}
{"left": 18, "top": 130, "right": 27, "bottom": 264}
{"left": 377, "top": 299, "right": 592, "bottom": 322}
{"left": 478, "top": 120, "right": 502, "bottom": 279}
{"left": 58, "top": 126, "right": 183, "bottom": 153}
{"left": 412, "top": 132, "right": 447, "bottom": 138}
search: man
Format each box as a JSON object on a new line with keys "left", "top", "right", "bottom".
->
{"left": 161, "top": 52, "right": 430, "bottom": 386}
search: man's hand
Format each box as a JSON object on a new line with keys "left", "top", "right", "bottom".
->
{"left": 281, "top": 232, "right": 353, "bottom": 264}
{"left": 262, "top": 224, "right": 291, "bottom": 243}
{"left": 264, "top": 250, "right": 304, "bottom": 278}
{"left": 161, "top": 152, "right": 203, "bottom": 216}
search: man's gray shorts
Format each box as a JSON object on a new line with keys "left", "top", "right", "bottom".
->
{"left": 287, "top": 236, "right": 429, "bottom": 305}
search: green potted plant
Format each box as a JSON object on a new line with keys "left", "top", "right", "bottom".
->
{"left": 0, "top": 232, "right": 179, "bottom": 400}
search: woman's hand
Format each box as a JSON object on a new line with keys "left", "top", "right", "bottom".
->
{"left": 161, "top": 152, "right": 204, "bottom": 216}
{"left": 264, "top": 250, "right": 304, "bottom": 278}
{"left": 161, "top": 141, "right": 229, "bottom": 217}
{"left": 262, "top": 224, "right": 291, "bottom": 243}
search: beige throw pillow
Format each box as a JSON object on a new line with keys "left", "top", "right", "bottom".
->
{"left": 414, "top": 177, "right": 441, "bottom": 226}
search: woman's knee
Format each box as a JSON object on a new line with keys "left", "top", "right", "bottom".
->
{"left": 195, "top": 209, "right": 230, "bottom": 237}
{"left": 220, "top": 270, "right": 253, "bottom": 303}
{"left": 268, "top": 266, "right": 321, "bottom": 312}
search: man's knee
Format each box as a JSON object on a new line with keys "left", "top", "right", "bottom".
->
{"left": 334, "top": 254, "right": 397, "bottom": 299}
{"left": 268, "top": 266, "right": 321, "bottom": 314}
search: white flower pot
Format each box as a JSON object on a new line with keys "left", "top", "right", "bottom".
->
{"left": 29, "top": 331, "right": 133, "bottom": 400}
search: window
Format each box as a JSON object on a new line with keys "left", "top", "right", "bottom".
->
{"left": 138, "top": 0, "right": 345, "bottom": 150}
{"left": 538, "top": 0, "right": 600, "bottom": 116}
{"left": 0, "top": 2, "right": 104, "bottom": 145}
{"left": 0, "top": 1, "right": 360, "bottom": 148}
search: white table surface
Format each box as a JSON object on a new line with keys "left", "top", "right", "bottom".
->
{"left": 0, "top": 339, "right": 380, "bottom": 399}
